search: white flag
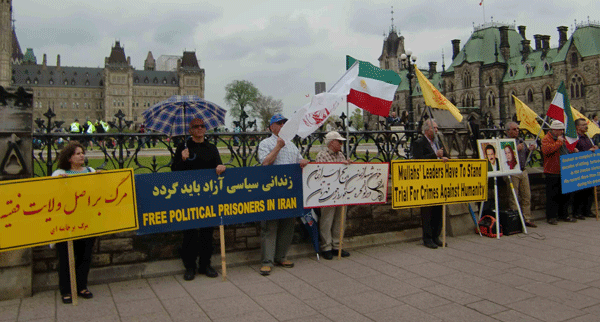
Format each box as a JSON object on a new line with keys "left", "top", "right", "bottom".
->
{"left": 278, "top": 62, "right": 359, "bottom": 141}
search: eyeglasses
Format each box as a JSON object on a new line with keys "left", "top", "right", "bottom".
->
{"left": 191, "top": 124, "right": 206, "bottom": 129}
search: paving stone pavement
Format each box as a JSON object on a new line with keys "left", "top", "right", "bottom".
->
{"left": 4, "top": 219, "right": 600, "bottom": 321}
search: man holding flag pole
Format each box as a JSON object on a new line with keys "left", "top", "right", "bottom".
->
{"left": 543, "top": 81, "right": 578, "bottom": 225}
{"left": 277, "top": 55, "right": 401, "bottom": 258}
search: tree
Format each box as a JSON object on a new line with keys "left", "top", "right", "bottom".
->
{"left": 251, "top": 94, "right": 283, "bottom": 130}
{"left": 224, "top": 80, "right": 260, "bottom": 123}
{"left": 349, "top": 108, "right": 364, "bottom": 130}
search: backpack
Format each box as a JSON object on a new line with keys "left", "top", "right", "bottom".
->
{"left": 478, "top": 215, "right": 503, "bottom": 238}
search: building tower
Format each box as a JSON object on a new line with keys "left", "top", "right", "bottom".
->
{"left": 0, "top": 0, "right": 13, "bottom": 87}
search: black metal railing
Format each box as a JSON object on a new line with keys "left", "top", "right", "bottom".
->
{"left": 32, "top": 108, "right": 544, "bottom": 177}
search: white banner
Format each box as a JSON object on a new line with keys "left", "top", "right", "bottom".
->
{"left": 303, "top": 163, "right": 389, "bottom": 208}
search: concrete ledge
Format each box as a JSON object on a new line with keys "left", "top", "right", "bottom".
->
{"left": 33, "top": 228, "right": 422, "bottom": 292}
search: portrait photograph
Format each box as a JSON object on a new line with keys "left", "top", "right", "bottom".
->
{"left": 477, "top": 139, "right": 501, "bottom": 177}
{"left": 498, "top": 139, "right": 521, "bottom": 175}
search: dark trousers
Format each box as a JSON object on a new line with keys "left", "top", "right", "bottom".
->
{"left": 56, "top": 237, "right": 96, "bottom": 295}
{"left": 545, "top": 174, "right": 570, "bottom": 220}
{"left": 181, "top": 227, "right": 214, "bottom": 270}
{"left": 573, "top": 188, "right": 593, "bottom": 217}
{"left": 421, "top": 205, "right": 442, "bottom": 243}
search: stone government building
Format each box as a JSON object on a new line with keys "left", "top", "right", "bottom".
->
{"left": 1, "top": 1, "right": 205, "bottom": 127}
{"left": 374, "top": 20, "right": 600, "bottom": 129}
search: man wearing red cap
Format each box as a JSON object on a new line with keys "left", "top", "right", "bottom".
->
{"left": 171, "top": 118, "right": 226, "bottom": 281}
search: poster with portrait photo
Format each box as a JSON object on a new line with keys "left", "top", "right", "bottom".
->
{"left": 477, "top": 139, "right": 502, "bottom": 177}
{"left": 498, "top": 139, "right": 522, "bottom": 175}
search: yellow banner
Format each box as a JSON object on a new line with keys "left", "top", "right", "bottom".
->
{"left": 0, "top": 169, "right": 138, "bottom": 252}
{"left": 391, "top": 159, "right": 488, "bottom": 209}
{"left": 571, "top": 107, "right": 600, "bottom": 138}
{"left": 414, "top": 66, "right": 463, "bottom": 122}
{"left": 513, "top": 95, "right": 544, "bottom": 136}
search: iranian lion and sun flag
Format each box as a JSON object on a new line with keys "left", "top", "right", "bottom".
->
{"left": 278, "top": 55, "right": 401, "bottom": 141}
{"left": 547, "top": 81, "right": 579, "bottom": 150}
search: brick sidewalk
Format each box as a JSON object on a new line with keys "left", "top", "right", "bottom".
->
{"left": 3, "top": 219, "right": 600, "bottom": 321}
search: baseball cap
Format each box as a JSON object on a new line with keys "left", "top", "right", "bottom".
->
{"left": 269, "top": 114, "right": 287, "bottom": 125}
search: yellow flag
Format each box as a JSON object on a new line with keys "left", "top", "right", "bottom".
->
{"left": 571, "top": 107, "right": 600, "bottom": 137}
{"left": 414, "top": 66, "right": 463, "bottom": 122}
{"left": 513, "top": 95, "right": 544, "bottom": 136}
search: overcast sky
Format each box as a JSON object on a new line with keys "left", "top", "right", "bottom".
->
{"left": 12, "top": 0, "right": 600, "bottom": 126}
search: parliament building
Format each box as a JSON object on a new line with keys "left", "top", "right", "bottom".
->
{"left": 376, "top": 20, "right": 600, "bottom": 129}
{"left": 0, "top": 0, "right": 205, "bottom": 127}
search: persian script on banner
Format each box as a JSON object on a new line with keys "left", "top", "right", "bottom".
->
{"left": 302, "top": 163, "right": 389, "bottom": 208}
{"left": 0, "top": 169, "right": 138, "bottom": 252}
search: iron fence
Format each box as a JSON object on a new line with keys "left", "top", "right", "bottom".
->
{"left": 32, "top": 109, "right": 543, "bottom": 177}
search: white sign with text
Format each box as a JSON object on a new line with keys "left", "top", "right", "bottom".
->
{"left": 303, "top": 163, "right": 389, "bottom": 208}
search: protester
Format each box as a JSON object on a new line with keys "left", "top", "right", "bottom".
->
{"left": 572, "top": 118, "right": 598, "bottom": 219}
{"left": 52, "top": 141, "right": 97, "bottom": 304}
{"left": 411, "top": 119, "right": 449, "bottom": 249}
{"left": 399, "top": 110, "right": 409, "bottom": 126}
{"left": 386, "top": 111, "right": 400, "bottom": 127}
{"left": 504, "top": 122, "right": 537, "bottom": 227}
{"left": 257, "top": 114, "right": 309, "bottom": 275}
{"left": 171, "top": 118, "right": 226, "bottom": 281}
{"left": 542, "top": 120, "right": 575, "bottom": 225}
{"left": 315, "top": 131, "right": 352, "bottom": 260}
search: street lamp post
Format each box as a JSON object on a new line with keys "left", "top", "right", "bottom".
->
{"left": 400, "top": 50, "right": 417, "bottom": 131}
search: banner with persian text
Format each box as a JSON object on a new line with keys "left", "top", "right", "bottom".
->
{"left": 135, "top": 164, "right": 303, "bottom": 234}
{"left": 302, "top": 163, "right": 389, "bottom": 208}
{"left": 0, "top": 169, "right": 138, "bottom": 252}
{"left": 390, "top": 159, "right": 488, "bottom": 209}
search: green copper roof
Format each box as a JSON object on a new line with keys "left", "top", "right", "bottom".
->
{"left": 23, "top": 48, "right": 37, "bottom": 64}
{"left": 447, "top": 25, "right": 526, "bottom": 72}
{"left": 396, "top": 68, "right": 445, "bottom": 98}
{"left": 503, "top": 49, "right": 557, "bottom": 82}
{"left": 554, "top": 24, "right": 600, "bottom": 61}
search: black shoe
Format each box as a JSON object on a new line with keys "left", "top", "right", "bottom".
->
{"left": 433, "top": 239, "right": 447, "bottom": 247}
{"left": 562, "top": 217, "right": 577, "bottom": 223}
{"left": 331, "top": 249, "right": 350, "bottom": 257}
{"left": 183, "top": 268, "right": 195, "bottom": 281}
{"left": 575, "top": 215, "right": 586, "bottom": 220}
{"left": 547, "top": 218, "right": 558, "bottom": 225}
{"left": 61, "top": 294, "right": 72, "bottom": 304}
{"left": 424, "top": 241, "right": 438, "bottom": 249}
{"left": 199, "top": 265, "right": 219, "bottom": 278}
{"left": 525, "top": 221, "right": 538, "bottom": 228}
{"left": 585, "top": 213, "right": 596, "bottom": 218}
{"left": 321, "top": 250, "right": 333, "bottom": 260}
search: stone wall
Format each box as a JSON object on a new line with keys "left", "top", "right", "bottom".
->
{"left": 32, "top": 169, "right": 567, "bottom": 292}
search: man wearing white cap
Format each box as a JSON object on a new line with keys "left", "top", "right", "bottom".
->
{"left": 315, "top": 131, "right": 352, "bottom": 260}
{"left": 542, "top": 120, "right": 575, "bottom": 225}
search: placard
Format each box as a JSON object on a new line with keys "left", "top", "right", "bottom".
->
{"left": 302, "top": 163, "right": 389, "bottom": 208}
{"left": 391, "top": 159, "right": 488, "bottom": 209}
{"left": 0, "top": 169, "right": 138, "bottom": 251}
{"left": 560, "top": 151, "right": 600, "bottom": 193}
{"left": 135, "top": 164, "right": 303, "bottom": 234}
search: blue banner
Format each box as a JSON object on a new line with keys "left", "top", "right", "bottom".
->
{"left": 560, "top": 151, "right": 600, "bottom": 193}
{"left": 135, "top": 164, "right": 303, "bottom": 234}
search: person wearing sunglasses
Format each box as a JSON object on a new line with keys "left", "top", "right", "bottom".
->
{"left": 171, "top": 118, "right": 226, "bottom": 281}
{"left": 257, "top": 114, "right": 309, "bottom": 276}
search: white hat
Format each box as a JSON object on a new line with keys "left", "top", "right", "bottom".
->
{"left": 325, "top": 131, "right": 346, "bottom": 142}
{"left": 550, "top": 120, "right": 565, "bottom": 130}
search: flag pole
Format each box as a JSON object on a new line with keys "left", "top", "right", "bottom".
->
{"left": 337, "top": 100, "right": 350, "bottom": 260}
{"left": 525, "top": 114, "right": 548, "bottom": 166}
